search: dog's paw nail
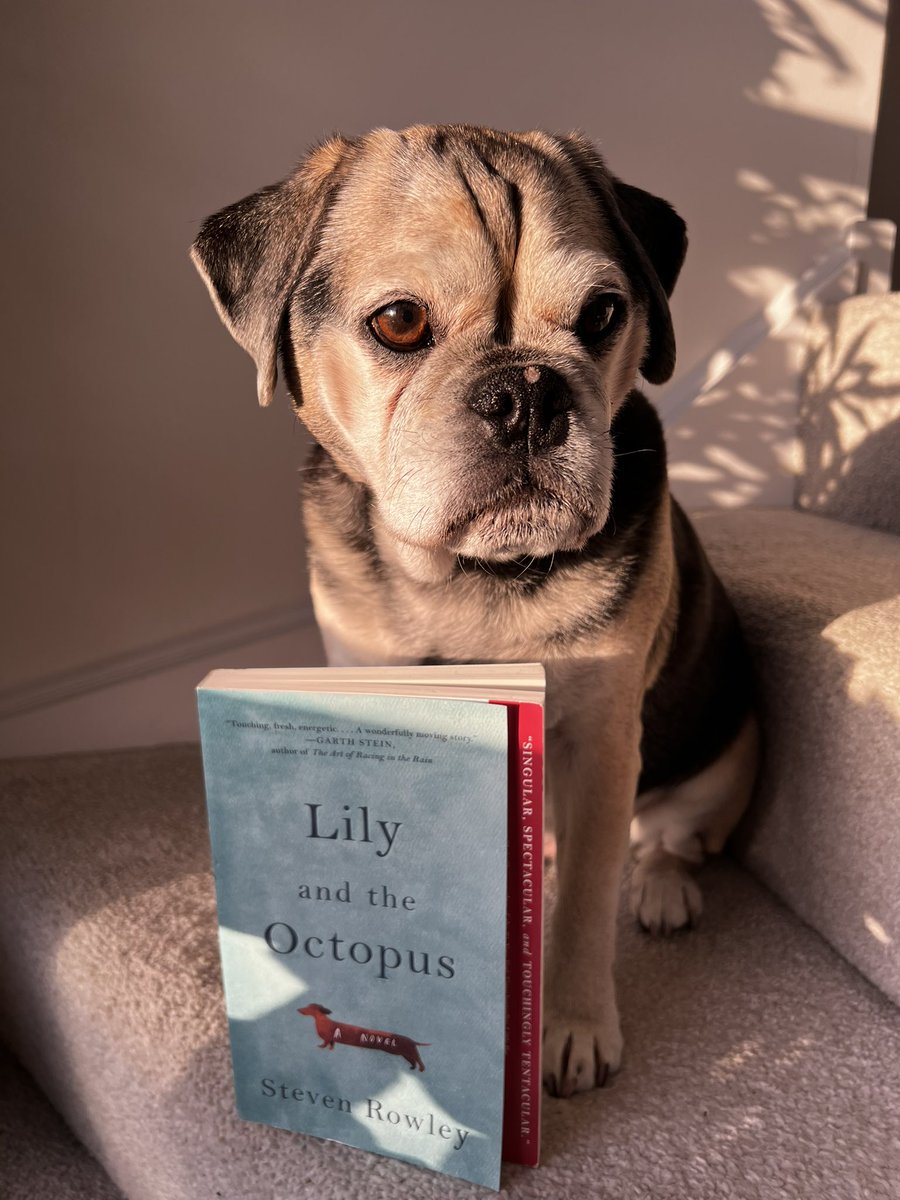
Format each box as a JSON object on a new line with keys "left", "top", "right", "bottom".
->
{"left": 543, "top": 1015, "right": 622, "bottom": 1097}
{"left": 593, "top": 1042, "right": 610, "bottom": 1088}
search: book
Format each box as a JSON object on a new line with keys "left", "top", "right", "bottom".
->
{"left": 196, "top": 663, "right": 545, "bottom": 1190}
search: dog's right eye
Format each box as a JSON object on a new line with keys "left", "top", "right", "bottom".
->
{"left": 368, "top": 301, "right": 434, "bottom": 353}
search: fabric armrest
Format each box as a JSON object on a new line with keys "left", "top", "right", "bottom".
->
{"left": 692, "top": 507, "right": 900, "bottom": 1005}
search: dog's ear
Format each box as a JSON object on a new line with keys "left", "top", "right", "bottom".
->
{"left": 320, "top": 1006, "right": 332, "bottom": 1014}
{"left": 552, "top": 132, "right": 687, "bottom": 385}
{"left": 191, "top": 135, "right": 356, "bottom": 406}
{"left": 609, "top": 178, "right": 687, "bottom": 302}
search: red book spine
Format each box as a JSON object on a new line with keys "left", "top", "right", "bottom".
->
{"left": 493, "top": 700, "right": 544, "bottom": 1167}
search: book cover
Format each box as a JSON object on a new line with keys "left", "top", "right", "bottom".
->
{"left": 198, "top": 680, "right": 541, "bottom": 1189}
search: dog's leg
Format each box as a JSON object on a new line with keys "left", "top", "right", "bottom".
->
{"left": 542, "top": 691, "right": 642, "bottom": 1098}
{"left": 629, "top": 712, "right": 759, "bottom": 934}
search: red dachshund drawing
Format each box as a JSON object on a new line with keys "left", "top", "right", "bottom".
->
{"left": 298, "top": 1003, "right": 429, "bottom": 1071}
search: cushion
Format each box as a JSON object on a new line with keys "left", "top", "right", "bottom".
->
{"left": 0, "top": 1044, "right": 124, "bottom": 1200}
{"left": 1, "top": 744, "right": 899, "bottom": 1198}
{"left": 694, "top": 506, "right": 900, "bottom": 1004}
{"left": 796, "top": 293, "right": 900, "bottom": 536}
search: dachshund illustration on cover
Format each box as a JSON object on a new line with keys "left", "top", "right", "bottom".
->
{"left": 299, "top": 1003, "right": 430, "bottom": 1071}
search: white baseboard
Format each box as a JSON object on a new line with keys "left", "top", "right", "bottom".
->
{"left": 6, "top": 220, "right": 895, "bottom": 760}
{"left": 0, "top": 614, "right": 325, "bottom": 760}
{"left": 1, "top": 601, "right": 317, "bottom": 721}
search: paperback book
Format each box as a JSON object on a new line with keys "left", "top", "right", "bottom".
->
{"left": 196, "top": 662, "right": 545, "bottom": 1190}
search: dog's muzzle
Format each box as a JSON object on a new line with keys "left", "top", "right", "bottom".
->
{"left": 465, "top": 364, "right": 573, "bottom": 454}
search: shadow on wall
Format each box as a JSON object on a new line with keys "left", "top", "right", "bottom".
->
{"left": 735, "top": 0, "right": 880, "bottom": 270}
{"left": 0, "top": 0, "right": 888, "bottom": 730}
{"left": 662, "top": 0, "right": 886, "bottom": 513}
{"left": 667, "top": 336, "right": 806, "bottom": 511}
{"left": 795, "top": 298, "right": 900, "bottom": 532}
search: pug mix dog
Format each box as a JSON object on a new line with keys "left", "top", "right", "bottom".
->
{"left": 191, "top": 123, "right": 758, "bottom": 1098}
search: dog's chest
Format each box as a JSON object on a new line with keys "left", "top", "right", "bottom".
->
{"left": 309, "top": 533, "right": 635, "bottom": 669}
{"left": 303, "top": 440, "right": 653, "bottom": 669}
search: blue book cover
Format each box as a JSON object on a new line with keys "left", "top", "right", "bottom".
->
{"left": 197, "top": 681, "right": 514, "bottom": 1189}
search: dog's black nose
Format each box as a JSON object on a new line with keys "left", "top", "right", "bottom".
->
{"left": 465, "top": 365, "right": 573, "bottom": 453}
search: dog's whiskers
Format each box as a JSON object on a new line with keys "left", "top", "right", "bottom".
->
{"left": 384, "top": 463, "right": 425, "bottom": 505}
{"left": 512, "top": 554, "right": 538, "bottom": 581}
{"left": 454, "top": 553, "right": 473, "bottom": 580}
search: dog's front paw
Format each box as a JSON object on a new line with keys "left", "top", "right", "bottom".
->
{"left": 542, "top": 1011, "right": 623, "bottom": 1098}
{"left": 631, "top": 855, "right": 702, "bottom": 935}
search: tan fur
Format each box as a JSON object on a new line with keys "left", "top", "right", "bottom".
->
{"left": 192, "top": 122, "right": 759, "bottom": 1099}
{"left": 630, "top": 712, "right": 760, "bottom": 933}
{"left": 291, "top": 129, "right": 644, "bottom": 579}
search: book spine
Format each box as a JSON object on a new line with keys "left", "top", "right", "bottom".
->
{"left": 495, "top": 701, "right": 544, "bottom": 1168}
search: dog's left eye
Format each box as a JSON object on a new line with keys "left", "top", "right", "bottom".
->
{"left": 368, "top": 301, "right": 433, "bottom": 353}
{"left": 574, "top": 293, "right": 624, "bottom": 348}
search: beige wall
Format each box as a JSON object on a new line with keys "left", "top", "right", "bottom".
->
{"left": 0, "top": 1, "right": 886, "bottom": 753}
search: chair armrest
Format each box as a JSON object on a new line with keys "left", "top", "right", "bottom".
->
{"left": 692, "top": 507, "right": 900, "bottom": 1005}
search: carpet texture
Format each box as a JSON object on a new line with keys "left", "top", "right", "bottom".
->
{"left": 1, "top": 744, "right": 899, "bottom": 1199}
{"left": 0, "top": 1043, "right": 125, "bottom": 1200}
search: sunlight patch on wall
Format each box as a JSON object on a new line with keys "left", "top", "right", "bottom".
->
{"left": 748, "top": 0, "right": 886, "bottom": 132}
{"left": 727, "top": 263, "right": 796, "bottom": 305}
{"left": 668, "top": 462, "right": 723, "bottom": 485}
{"left": 704, "top": 446, "right": 770, "bottom": 483}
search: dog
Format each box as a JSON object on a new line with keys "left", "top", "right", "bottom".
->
{"left": 192, "top": 123, "right": 759, "bottom": 1099}
{"left": 299, "top": 1002, "right": 429, "bottom": 1071}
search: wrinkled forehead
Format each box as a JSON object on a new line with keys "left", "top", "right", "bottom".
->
{"left": 315, "top": 128, "right": 627, "bottom": 322}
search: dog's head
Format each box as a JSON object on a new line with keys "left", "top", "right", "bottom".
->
{"left": 192, "top": 124, "right": 686, "bottom": 571}
{"left": 298, "top": 1003, "right": 331, "bottom": 1016}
